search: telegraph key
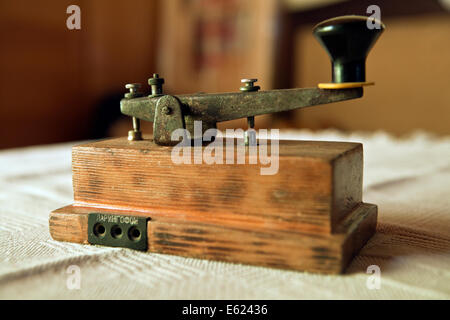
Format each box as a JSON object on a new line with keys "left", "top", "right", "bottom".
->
{"left": 50, "top": 16, "right": 385, "bottom": 274}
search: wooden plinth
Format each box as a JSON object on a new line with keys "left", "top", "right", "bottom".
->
{"left": 49, "top": 137, "right": 377, "bottom": 274}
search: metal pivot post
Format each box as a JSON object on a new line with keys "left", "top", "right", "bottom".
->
{"left": 125, "top": 83, "right": 143, "bottom": 141}
{"left": 147, "top": 74, "right": 185, "bottom": 146}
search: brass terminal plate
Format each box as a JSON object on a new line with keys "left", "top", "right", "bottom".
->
{"left": 87, "top": 213, "right": 148, "bottom": 251}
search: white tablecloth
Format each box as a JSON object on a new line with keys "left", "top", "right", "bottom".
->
{"left": 0, "top": 130, "right": 449, "bottom": 299}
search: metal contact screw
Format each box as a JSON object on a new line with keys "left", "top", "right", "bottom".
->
{"left": 125, "top": 83, "right": 141, "bottom": 93}
{"left": 125, "top": 83, "right": 143, "bottom": 141}
{"left": 148, "top": 73, "right": 165, "bottom": 96}
{"left": 240, "top": 79, "right": 259, "bottom": 146}
{"left": 240, "top": 78, "right": 260, "bottom": 92}
{"left": 124, "top": 83, "right": 142, "bottom": 99}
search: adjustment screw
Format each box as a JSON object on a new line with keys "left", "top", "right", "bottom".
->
{"left": 240, "top": 79, "right": 259, "bottom": 146}
{"left": 124, "top": 83, "right": 142, "bottom": 99}
{"left": 124, "top": 84, "right": 143, "bottom": 141}
{"left": 240, "top": 78, "right": 260, "bottom": 92}
{"left": 128, "top": 114, "right": 143, "bottom": 141}
{"left": 148, "top": 73, "right": 165, "bottom": 96}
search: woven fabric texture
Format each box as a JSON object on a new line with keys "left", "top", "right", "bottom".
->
{"left": 0, "top": 130, "right": 449, "bottom": 299}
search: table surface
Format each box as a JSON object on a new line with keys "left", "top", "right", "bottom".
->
{"left": 1, "top": 130, "right": 449, "bottom": 299}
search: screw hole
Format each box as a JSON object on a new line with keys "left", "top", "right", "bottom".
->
{"left": 93, "top": 223, "right": 106, "bottom": 237}
{"left": 128, "top": 226, "right": 141, "bottom": 242}
{"left": 111, "top": 225, "right": 123, "bottom": 239}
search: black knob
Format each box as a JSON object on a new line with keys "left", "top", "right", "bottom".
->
{"left": 313, "top": 15, "right": 385, "bottom": 83}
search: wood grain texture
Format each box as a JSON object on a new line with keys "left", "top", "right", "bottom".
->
{"left": 49, "top": 203, "right": 377, "bottom": 274}
{"left": 148, "top": 203, "right": 377, "bottom": 273}
{"left": 49, "top": 137, "right": 377, "bottom": 273}
{"left": 72, "top": 137, "right": 362, "bottom": 234}
{"left": 49, "top": 208, "right": 88, "bottom": 244}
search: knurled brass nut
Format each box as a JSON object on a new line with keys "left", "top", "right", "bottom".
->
{"left": 149, "top": 77, "right": 165, "bottom": 85}
{"left": 128, "top": 130, "right": 143, "bottom": 141}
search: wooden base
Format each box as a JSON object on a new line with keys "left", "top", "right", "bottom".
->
{"left": 49, "top": 137, "right": 377, "bottom": 274}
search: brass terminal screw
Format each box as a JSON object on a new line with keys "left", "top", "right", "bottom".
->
{"left": 240, "top": 78, "right": 260, "bottom": 92}
{"left": 240, "top": 79, "right": 260, "bottom": 146}
{"left": 125, "top": 83, "right": 142, "bottom": 98}
{"left": 125, "top": 83, "right": 143, "bottom": 141}
{"left": 148, "top": 73, "right": 165, "bottom": 96}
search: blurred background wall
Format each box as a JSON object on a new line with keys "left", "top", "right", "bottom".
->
{"left": 0, "top": 0, "right": 449, "bottom": 149}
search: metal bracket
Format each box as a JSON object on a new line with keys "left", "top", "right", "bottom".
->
{"left": 153, "top": 95, "right": 185, "bottom": 146}
{"left": 87, "top": 213, "right": 148, "bottom": 251}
